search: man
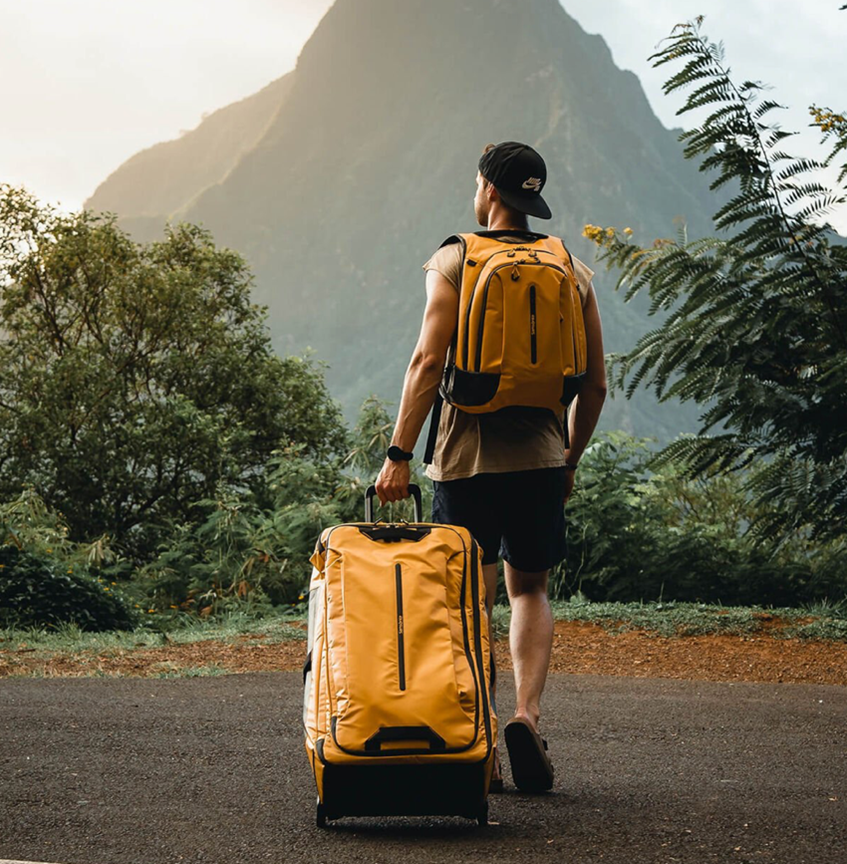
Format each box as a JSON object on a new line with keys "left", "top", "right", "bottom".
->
{"left": 375, "top": 141, "right": 607, "bottom": 791}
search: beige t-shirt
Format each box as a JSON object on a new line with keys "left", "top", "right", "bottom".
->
{"left": 422, "top": 235, "right": 594, "bottom": 482}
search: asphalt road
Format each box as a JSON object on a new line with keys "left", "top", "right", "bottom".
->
{"left": 1, "top": 673, "right": 845, "bottom": 864}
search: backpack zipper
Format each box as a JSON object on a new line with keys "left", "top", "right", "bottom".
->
{"left": 462, "top": 246, "right": 561, "bottom": 369}
{"left": 473, "top": 262, "right": 567, "bottom": 372}
{"left": 395, "top": 563, "right": 406, "bottom": 691}
{"left": 530, "top": 284, "right": 537, "bottom": 364}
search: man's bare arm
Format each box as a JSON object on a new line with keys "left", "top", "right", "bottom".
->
{"left": 374, "top": 268, "right": 459, "bottom": 503}
{"left": 566, "top": 283, "right": 607, "bottom": 467}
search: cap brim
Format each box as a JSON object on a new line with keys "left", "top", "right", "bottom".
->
{"left": 497, "top": 187, "right": 552, "bottom": 220}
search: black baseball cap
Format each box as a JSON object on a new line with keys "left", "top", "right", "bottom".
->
{"left": 478, "top": 141, "right": 552, "bottom": 220}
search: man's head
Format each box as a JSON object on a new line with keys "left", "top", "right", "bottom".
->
{"left": 474, "top": 141, "right": 552, "bottom": 227}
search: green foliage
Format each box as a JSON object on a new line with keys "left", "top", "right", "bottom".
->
{"left": 343, "top": 395, "right": 432, "bottom": 522}
{"left": 137, "top": 396, "right": 430, "bottom": 614}
{"left": 1, "top": 485, "right": 118, "bottom": 569}
{"left": 554, "top": 432, "right": 847, "bottom": 606}
{"left": 0, "top": 545, "right": 136, "bottom": 631}
{"left": 0, "top": 487, "right": 136, "bottom": 630}
{"left": 584, "top": 19, "right": 847, "bottom": 544}
{"left": 0, "top": 186, "right": 347, "bottom": 560}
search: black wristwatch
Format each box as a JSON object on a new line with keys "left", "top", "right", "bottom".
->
{"left": 387, "top": 445, "right": 414, "bottom": 462}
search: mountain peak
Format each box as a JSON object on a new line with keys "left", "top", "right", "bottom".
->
{"left": 86, "top": 0, "right": 715, "bottom": 440}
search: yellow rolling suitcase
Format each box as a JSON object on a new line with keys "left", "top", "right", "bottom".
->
{"left": 303, "top": 484, "right": 496, "bottom": 826}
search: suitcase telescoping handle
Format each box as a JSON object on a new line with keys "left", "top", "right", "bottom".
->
{"left": 364, "top": 483, "right": 423, "bottom": 523}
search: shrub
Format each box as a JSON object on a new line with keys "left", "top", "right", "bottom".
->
{"left": 0, "top": 545, "right": 137, "bottom": 631}
{"left": 554, "top": 432, "right": 847, "bottom": 606}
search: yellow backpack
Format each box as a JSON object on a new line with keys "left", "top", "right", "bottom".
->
{"left": 445, "top": 229, "right": 587, "bottom": 412}
{"left": 424, "top": 230, "right": 587, "bottom": 462}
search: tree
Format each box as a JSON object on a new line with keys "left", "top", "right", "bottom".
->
{"left": 139, "top": 395, "right": 428, "bottom": 612}
{"left": 584, "top": 18, "right": 847, "bottom": 543}
{"left": 0, "top": 186, "right": 347, "bottom": 559}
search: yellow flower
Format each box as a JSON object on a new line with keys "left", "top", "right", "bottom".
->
{"left": 110, "top": 581, "right": 116, "bottom": 585}
{"left": 67, "top": 569, "right": 73, "bottom": 574}
{"left": 605, "top": 227, "right": 616, "bottom": 238}
{"left": 46, "top": 548, "right": 52, "bottom": 554}
{"left": 147, "top": 609, "right": 155, "bottom": 613}
{"left": 624, "top": 227, "right": 633, "bottom": 236}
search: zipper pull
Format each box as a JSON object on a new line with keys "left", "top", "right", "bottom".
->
{"left": 511, "top": 263, "right": 520, "bottom": 281}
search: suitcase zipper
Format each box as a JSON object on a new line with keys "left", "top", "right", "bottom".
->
{"left": 323, "top": 523, "right": 486, "bottom": 757}
{"left": 395, "top": 563, "right": 406, "bottom": 692}
{"left": 470, "top": 540, "right": 493, "bottom": 760}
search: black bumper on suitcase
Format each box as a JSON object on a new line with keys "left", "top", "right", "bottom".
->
{"left": 319, "top": 763, "right": 489, "bottom": 824}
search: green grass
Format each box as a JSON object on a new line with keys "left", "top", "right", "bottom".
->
{"left": 546, "top": 598, "right": 847, "bottom": 639}
{"left": 0, "top": 609, "right": 306, "bottom": 655}
{"left": 491, "top": 598, "right": 847, "bottom": 640}
{"left": 2, "top": 600, "right": 846, "bottom": 661}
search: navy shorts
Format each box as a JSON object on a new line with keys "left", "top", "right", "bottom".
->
{"left": 431, "top": 468, "right": 568, "bottom": 571}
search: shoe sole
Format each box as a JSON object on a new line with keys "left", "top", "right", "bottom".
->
{"left": 504, "top": 719, "right": 554, "bottom": 792}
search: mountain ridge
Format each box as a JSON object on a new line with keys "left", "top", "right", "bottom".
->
{"left": 85, "top": 0, "right": 718, "bottom": 440}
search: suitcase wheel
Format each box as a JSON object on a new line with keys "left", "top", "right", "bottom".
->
{"left": 476, "top": 801, "right": 489, "bottom": 827}
{"left": 316, "top": 799, "right": 327, "bottom": 829}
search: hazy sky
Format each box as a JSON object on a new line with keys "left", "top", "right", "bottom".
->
{"left": 1, "top": 0, "right": 845, "bottom": 223}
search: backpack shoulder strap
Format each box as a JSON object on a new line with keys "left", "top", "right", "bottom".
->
{"left": 424, "top": 234, "right": 469, "bottom": 467}
{"left": 423, "top": 390, "right": 443, "bottom": 466}
{"left": 549, "top": 236, "right": 579, "bottom": 291}
{"left": 550, "top": 234, "right": 575, "bottom": 272}
{"left": 551, "top": 235, "right": 575, "bottom": 270}
{"left": 439, "top": 233, "right": 469, "bottom": 252}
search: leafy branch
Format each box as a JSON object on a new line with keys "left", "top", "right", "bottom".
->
{"left": 583, "top": 18, "right": 847, "bottom": 543}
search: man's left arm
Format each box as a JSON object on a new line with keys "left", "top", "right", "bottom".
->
{"left": 374, "top": 268, "right": 458, "bottom": 504}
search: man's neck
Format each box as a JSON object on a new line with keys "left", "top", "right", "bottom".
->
{"left": 487, "top": 214, "right": 530, "bottom": 233}
{"left": 488, "top": 206, "right": 529, "bottom": 231}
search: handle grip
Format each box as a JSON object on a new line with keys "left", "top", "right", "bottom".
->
{"left": 364, "top": 483, "right": 423, "bottom": 523}
{"left": 364, "top": 725, "right": 446, "bottom": 753}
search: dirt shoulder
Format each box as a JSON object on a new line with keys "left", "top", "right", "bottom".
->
{"left": 2, "top": 620, "right": 846, "bottom": 685}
